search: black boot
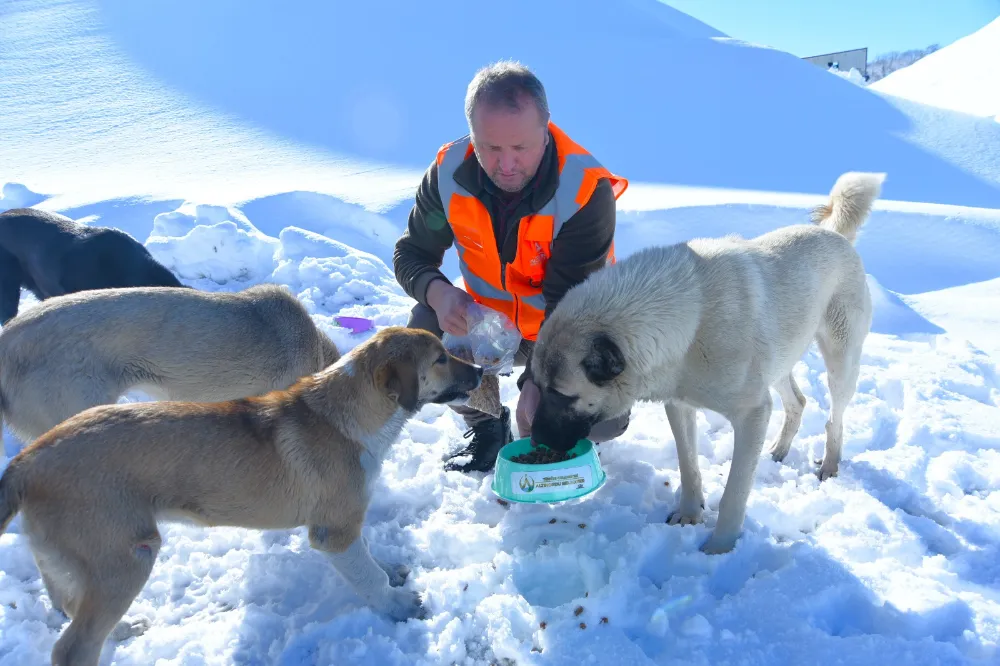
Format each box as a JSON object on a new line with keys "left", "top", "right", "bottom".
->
{"left": 444, "top": 407, "right": 514, "bottom": 473}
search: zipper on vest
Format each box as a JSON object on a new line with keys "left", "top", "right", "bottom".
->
{"left": 499, "top": 260, "right": 523, "bottom": 332}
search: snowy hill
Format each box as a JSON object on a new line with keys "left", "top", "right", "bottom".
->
{"left": 3, "top": 0, "right": 1000, "bottom": 664}
{"left": 871, "top": 16, "right": 1000, "bottom": 122}
{"left": 5, "top": 0, "right": 1000, "bottom": 218}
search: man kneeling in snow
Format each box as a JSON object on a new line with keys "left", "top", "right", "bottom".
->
{"left": 393, "top": 60, "right": 632, "bottom": 473}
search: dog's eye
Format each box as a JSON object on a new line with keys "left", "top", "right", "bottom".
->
{"left": 436, "top": 354, "right": 448, "bottom": 365}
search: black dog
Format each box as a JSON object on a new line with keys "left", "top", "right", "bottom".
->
{"left": 0, "top": 207, "right": 186, "bottom": 325}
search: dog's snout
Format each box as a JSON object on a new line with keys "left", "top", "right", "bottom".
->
{"left": 467, "top": 363, "right": 484, "bottom": 389}
{"left": 531, "top": 397, "right": 594, "bottom": 452}
{"left": 451, "top": 358, "right": 483, "bottom": 390}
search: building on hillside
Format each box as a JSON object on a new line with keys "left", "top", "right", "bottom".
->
{"left": 803, "top": 47, "right": 868, "bottom": 79}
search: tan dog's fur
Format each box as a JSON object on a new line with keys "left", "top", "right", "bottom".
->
{"left": 0, "top": 283, "right": 342, "bottom": 443}
{"left": 0, "top": 326, "right": 483, "bottom": 666}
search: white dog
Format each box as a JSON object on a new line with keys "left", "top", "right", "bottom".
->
{"left": 529, "top": 172, "right": 884, "bottom": 554}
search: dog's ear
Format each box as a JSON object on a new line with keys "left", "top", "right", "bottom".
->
{"left": 378, "top": 360, "right": 420, "bottom": 411}
{"left": 582, "top": 334, "right": 625, "bottom": 385}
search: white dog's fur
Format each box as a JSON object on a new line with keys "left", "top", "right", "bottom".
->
{"left": 530, "top": 171, "right": 885, "bottom": 554}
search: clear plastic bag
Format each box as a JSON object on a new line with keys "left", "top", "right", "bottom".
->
{"left": 442, "top": 302, "right": 522, "bottom": 376}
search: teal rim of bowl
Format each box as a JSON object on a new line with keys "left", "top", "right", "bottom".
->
{"left": 491, "top": 437, "right": 606, "bottom": 504}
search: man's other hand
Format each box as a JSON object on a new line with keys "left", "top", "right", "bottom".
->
{"left": 516, "top": 378, "right": 540, "bottom": 438}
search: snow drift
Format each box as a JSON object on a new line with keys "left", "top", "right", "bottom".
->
{"left": 871, "top": 16, "right": 1000, "bottom": 122}
{"left": 4, "top": 0, "right": 1000, "bottom": 212}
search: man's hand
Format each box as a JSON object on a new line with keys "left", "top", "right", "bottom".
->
{"left": 516, "top": 378, "right": 540, "bottom": 438}
{"left": 426, "top": 280, "right": 474, "bottom": 336}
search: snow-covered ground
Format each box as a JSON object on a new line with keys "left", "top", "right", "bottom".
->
{"left": 870, "top": 16, "right": 1000, "bottom": 123}
{"left": 3, "top": 0, "right": 1000, "bottom": 664}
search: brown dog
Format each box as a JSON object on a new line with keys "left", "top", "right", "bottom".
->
{"left": 0, "top": 326, "right": 483, "bottom": 666}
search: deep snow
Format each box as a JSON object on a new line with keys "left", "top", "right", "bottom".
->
{"left": 870, "top": 15, "right": 1000, "bottom": 122}
{"left": 4, "top": 0, "right": 1000, "bottom": 215}
{"left": 2, "top": 0, "right": 1000, "bottom": 664}
{"left": 2, "top": 185, "right": 999, "bottom": 665}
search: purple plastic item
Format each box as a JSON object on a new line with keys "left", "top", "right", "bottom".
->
{"left": 335, "top": 316, "right": 375, "bottom": 334}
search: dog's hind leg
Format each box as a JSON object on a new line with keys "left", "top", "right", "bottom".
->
{"left": 21, "top": 516, "right": 85, "bottom": 620}
{"left": 701, "top": 392, "right": 772, "bottom": 555}
{"left": 35, "top": 549, "right": 82, "bottom": 619}
{"left": 50, "top": 538, "right": 158, "bottom": 666}
{"left": 665, "top": 401, "right": 705, "bottom": 526}
{"left": 816, "top": 333, "right": 864, "bottom": 481}
{"left": 815, "top": 296, "right": 869, "bottom": 481}
{"left": 768, "top": 374, "right": 807, "bottom": 463}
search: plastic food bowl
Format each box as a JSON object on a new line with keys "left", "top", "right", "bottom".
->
{"left": 491, "top": 437, "right": 606, "bottom": 504}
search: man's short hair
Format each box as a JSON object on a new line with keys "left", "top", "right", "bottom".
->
{"left": 465, "top": 60, "right": 551, "bottom": 130}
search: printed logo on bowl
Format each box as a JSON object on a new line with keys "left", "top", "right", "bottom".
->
{"left": 511, "top": 465, "right": 593, "bottom": 495}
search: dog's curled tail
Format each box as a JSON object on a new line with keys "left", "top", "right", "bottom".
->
{"left": 810, "top": 172, "right": 886, "bottom": 244}
{"left": 0, "top": 464, "right": 23, "bottom": 534}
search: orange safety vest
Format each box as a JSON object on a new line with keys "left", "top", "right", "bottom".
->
{"left": 435, "top": 121, "right": 628, "bottom": 341}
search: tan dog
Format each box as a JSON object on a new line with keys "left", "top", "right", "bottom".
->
{"left": 0, "top": 326, "right": 483, "bottom": 666}
{"left": 0, "top": 283, "right": 342, "bottom": 443}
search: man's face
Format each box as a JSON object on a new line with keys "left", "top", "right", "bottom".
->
{"left": 470, "top": 98, "right": 548, "bottom": 194}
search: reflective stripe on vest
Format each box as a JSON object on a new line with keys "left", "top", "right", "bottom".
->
{"left": 436, "top": 121, "right": 628, "bottom": 339}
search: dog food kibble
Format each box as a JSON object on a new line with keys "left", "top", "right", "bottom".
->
{"left": 510, "top": 446, "right": 578, "bottom": 464}
{"left": 579, "top": 622, "right": 587, "bottom": 630}
{"left": 574, "top": 605, "right": 584, "bottom": 616}
{"left": 452, "top": 346, "right": 502, "bottom": 369}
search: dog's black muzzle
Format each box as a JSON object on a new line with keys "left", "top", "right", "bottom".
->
{"left": 530, "top": 393, "right": 599, "bottom": 452}
{"left": 432, "top": 361, "right": 484, "bottom": 405}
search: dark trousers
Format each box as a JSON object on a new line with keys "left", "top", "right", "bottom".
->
{"left": 406, "top": 303, "right": 630, "bottom": 441}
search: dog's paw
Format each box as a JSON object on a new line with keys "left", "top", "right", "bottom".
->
{"left": 666, "top": 497, "right": 705, "bottom": 526}
{"left": 769, "top": 442, "right": 791, "bottom": 462}
{"left": 381, "top": 588, "right": 427, "bottom": 622}
{"left": 380, "top": 562, "right": 411, "bottom": 587}
{"left": 110, "top": 615, "right": 151, "bottom": 642}
{"left": 699, "top": 531, "right": 738, "bottom": 555}
{"left": 817, "top": 460, "right": 839, "bottom": 481}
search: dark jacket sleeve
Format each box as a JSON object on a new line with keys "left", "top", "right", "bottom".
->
{"left": 393, "top": 160, "right": 456, "bottom": 306}
{"left": 517, "top": 177, "right": 617, "bottom": 389}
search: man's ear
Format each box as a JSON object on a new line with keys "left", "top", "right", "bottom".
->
{"left": 582, "top": 334, "right": 625, "bottom": 386}
{"left": 378, "top": 360, "right": 420, "bottom": 412}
